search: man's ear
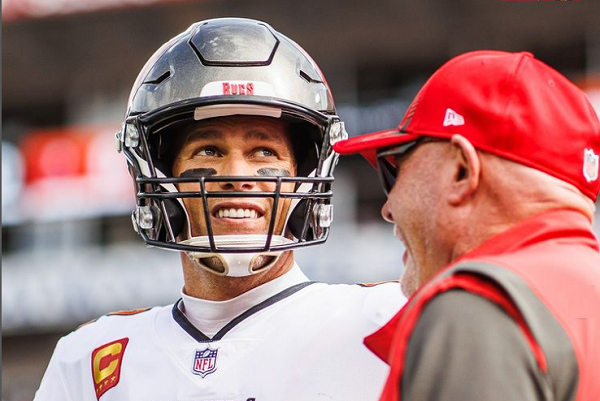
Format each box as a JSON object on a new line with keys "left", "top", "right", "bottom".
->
{"left": 447, "top": 135, "right": 481, "bottom": 205}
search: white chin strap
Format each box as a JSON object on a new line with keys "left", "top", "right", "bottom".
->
{"left": 179, "top": 235, "right": 295, "bottom": 277}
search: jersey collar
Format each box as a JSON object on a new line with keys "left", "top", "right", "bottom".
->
{"left": 176, "top": 263, "right": 312, "bottom": 341}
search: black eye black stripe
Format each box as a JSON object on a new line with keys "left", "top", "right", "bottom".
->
{"left": 180, "top": 168, "right": 217, "bottom": 177}
{"left": 257, "top": 168, "right": 291, "bottom": 177}
{"left": 180, "top": 168, "right": 292, "bottom": 178}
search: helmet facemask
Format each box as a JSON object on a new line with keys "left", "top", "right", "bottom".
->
{"left": 119, "top": 102, "right": 345, "bottom": 277}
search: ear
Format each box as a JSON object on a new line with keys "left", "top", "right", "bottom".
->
{"left": 447, "top": 135, "right": 481, "bottom": 205}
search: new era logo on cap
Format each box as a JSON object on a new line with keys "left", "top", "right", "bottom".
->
{"left": 443, "top": 108, "right": 465, "bottom": 127}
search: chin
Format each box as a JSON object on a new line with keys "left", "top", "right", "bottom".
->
{"left": 400, "top": 259, "right": 419, "bottom": 297}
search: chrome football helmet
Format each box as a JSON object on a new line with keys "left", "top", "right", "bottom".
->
{"left": 117, "top": 18, "right": 347, "bottom": 276}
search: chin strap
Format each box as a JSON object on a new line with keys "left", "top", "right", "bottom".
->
{"left": 179, "top": 235, "right": 295, "bottom": 277}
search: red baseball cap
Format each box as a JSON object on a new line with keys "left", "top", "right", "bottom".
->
{"left": 333, "top": 51, "right": 600, "bottom": 201}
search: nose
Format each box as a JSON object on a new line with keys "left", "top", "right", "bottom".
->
{"left": 218, "top": 156, "right": 257, "bottom": 191}
{"left": 381, "top": 200, "right": 394, "bottom": 223}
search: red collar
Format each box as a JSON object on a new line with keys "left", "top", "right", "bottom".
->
{"left": 365, "top": 209, "right": 598, "bottom": 363}
{"left": 455, "top": 209, "right": 598, "bottom": 261}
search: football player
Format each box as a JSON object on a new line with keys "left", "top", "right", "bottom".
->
{"left": 34, "top": 18, "right": 406, "bottom": 401}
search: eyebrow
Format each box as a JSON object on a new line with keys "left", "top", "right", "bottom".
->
{"left": 184, "top": 130, "right": 223, "bottom": 143}
{"left": 244, "top": 130, "right": 286, "bottom": 143}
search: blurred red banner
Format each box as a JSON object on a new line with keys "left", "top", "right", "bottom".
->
{"left": 14, "top": 125, "right": 135, "bottom": 221}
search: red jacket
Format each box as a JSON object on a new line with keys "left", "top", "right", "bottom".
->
{"left": 366, "top": 210, "right": 600, "bottom": 401}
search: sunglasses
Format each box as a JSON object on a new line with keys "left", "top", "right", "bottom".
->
{"left": 376, "top": 137, "right": 439, "bottom": 195}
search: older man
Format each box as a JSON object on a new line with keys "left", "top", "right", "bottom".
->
{"left": 334, "top": 50, "right": 600, "bottom": 401}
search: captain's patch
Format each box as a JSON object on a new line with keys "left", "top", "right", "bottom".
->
{"left": 91, "top": 338, "right": 129, "bottom": 399}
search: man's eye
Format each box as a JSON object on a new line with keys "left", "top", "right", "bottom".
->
{"left": 197, "top": 147, "right": 219, "bottom": 157}
{"left": 255, "top": 148, "right": 276, "bottom": 157}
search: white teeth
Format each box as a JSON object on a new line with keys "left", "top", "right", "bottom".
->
{"left": 216, "top": 208, "right": 260, "bottom": 219}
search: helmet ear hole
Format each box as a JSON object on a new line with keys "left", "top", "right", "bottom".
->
{"left": 163, "top": 199, "right": 185, "bottom": 239}
{"left": 287, "top": 200, "right": 313, "bottom": 241}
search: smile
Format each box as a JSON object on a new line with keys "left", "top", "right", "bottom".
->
{"left": 393, "top": 225, "right": 406, "bottom": 245}
{"left": 212, "top": 202, "right": 266, "bottom": 220}
{"left": 216, "top": 208, "right": 262, "bottom": 219}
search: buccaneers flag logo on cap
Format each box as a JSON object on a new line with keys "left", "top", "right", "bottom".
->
{"left": 91, "top": 338, "right": 129, "bottom": 400}
{"left": 583, "top": 148, "right": 599, "bottom": 183}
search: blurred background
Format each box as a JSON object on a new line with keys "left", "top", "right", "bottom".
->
{"left": 2, "top": 0, "right": 600, "bottom": 399}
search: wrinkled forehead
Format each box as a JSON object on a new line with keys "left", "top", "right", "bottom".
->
{"left": 181, "top": 115, "right": 292, "bottom": 146}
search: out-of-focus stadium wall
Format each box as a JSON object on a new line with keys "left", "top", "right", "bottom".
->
{"left": 3, "top": 0, "right": 600, "bottom": 399}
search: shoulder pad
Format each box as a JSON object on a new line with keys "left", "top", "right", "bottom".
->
{"left": 76, "top": 307, "right": 152, "bottom": 331}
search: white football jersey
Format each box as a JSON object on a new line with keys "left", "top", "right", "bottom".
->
{"left": 34, "top": 266, "right": 405, "bottom": 401}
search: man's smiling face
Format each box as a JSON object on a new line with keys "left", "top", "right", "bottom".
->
{"left": 171, "top": 115, "right": 297, "bottom": 240}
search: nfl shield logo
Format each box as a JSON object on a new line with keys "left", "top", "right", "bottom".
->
{"left": 192, "top": 347, "right": 219, "bottom": 377}
{"left": 583, "top": 148, "right": 599, "bottom": 183}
